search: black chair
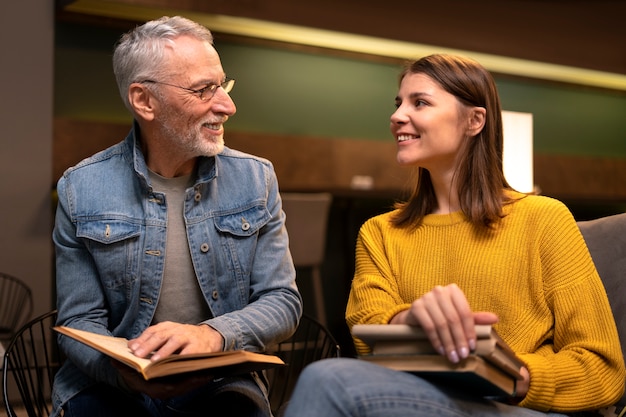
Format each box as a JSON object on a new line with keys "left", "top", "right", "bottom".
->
{"left": 267, "top": 313, "right": 341, "bottom": 415}
{"left": 3, "top": 310, "right": 60, "bottom": 417}
{"left": 0, "top": 272, "right": 33, "bottom": 346}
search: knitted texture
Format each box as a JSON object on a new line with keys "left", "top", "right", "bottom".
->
{"left": 346, "top": 193, "right": 625, "bottom": 412}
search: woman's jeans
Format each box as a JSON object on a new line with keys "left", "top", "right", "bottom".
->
{"left": 283, "top": 358, "right": 571, "bottom": 417}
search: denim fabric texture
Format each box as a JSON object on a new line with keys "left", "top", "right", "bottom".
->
{"left": 63, "top": 375, "right": 271, "bottom": 417}
{"left": 284, "top": 358, "right": 572, "bottom": 417}
{"left": 51, "top": 123, "right": 302, "bottom": 416}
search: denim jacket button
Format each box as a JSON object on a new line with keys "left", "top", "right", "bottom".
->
{"left": 200, "top": 243, "right": 209, "bottom": 253}
{"left": 241, "top": 222, "right": 250, "bottom": 231}
{"left": 194, "top": 192, "right": 201, "bottom": 202}
{"left": 212, "top": 290, "right": 219, "bottom": 300}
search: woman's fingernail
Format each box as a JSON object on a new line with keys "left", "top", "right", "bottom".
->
{"left": 460, "top": 346, "right": 469, "bottom": 359}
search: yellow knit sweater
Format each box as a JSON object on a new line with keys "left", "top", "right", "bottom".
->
{"left": 346, "top": 193, "right": 625, "bottom": 412}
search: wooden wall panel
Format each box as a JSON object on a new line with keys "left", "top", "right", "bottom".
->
{"left": 54, "top": 119, "right": 626, "bottom": 203}
{"left": 534, "top": 154, "right": 626, "bottom": 201}
{"left": 225, "top": 132, "right": 336, "bottom": 192}
{"left": 53, "top": 118, "right": 131, "bottom": 181}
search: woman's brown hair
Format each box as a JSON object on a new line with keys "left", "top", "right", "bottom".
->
{"left": 391, "top": 54, "right": 515, "bottom": 229}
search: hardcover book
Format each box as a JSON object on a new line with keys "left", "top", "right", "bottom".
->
{"left": 54, "top": 326, "right": 285, "bottom": 380}
{"left": 352, "top": 324, "right": 524, "bottom": 397}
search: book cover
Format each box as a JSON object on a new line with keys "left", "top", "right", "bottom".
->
{"left": 352, "top": 323, "right": 494, "bottom": 344}
{"left": 54, "top": 326, "right": 285, "bottom": 380}
{"left": 352, "top": 324, "right": 525, "bottom": 397}
{"left": 360, "top": 354, "right": 516, "bottom": 397}
{"left": 352, "top": 324, "right": 523, "bottom": 380}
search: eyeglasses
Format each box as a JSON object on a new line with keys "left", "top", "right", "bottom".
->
{"left": 140, "top": 78, "right": 235, "bottom": 101}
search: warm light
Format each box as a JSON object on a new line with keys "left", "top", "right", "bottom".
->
{"left": 502, "top": 111, "right": 534, "bottom": 193}
{"left": 64, "top": 0, "right": 626, "bottom": 92}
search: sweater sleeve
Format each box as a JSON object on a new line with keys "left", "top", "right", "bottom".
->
{"left": 346, "top": 217, "right": 411, "bottom": 354}
{"left": 516, "top": 201, "right": 625, "bottom": 412}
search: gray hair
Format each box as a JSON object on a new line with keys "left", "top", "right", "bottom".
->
{"left": 112, "top": 16, "right": 214, "bottom": 111}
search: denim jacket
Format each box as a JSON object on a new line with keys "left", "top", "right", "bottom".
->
{"left": 51, "top": 124, "right": 302, "bottom": 414}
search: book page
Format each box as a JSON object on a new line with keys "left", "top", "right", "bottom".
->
{"left": 352, "top": 324, "right": 493, "bottom": 347}
{"left": 55, "top": 326, "right": 152, "bottom": 371}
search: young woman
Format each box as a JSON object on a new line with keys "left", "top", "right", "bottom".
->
{"left": 283, "top": 54, "right": 624, "bottom": 417}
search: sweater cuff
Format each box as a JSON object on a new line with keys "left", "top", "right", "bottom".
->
{"left": 516, "top": 353, "right": 554, "bottom": 411}
{"left": 380, "top": 304, "right": 412, "bottom": 324}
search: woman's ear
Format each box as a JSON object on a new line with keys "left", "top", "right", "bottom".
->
{"left": 467, "top": 107, "right": 486, "bottom": 136}
{"left": 128, "top": 83, "right": 157, "bottom": 121}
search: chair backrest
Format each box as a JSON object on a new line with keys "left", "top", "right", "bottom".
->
{"left": 3, "top": 310, "right": 60, "bottom": 417}
{"left": 0, "top": 273, "right": 33, "bottom": 344}
{"left": 267, "top": 314, "right": 340, "bottom": 415}
{"left": 577, "top": 213, "right": 626, "bottom": 409}
{"left": 281, "top": 192, "right": 333, "bottom": 325}
{"left": 281, "top": 192, "right": 332, "bottom": 267}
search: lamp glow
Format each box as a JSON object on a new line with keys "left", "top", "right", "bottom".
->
{"left": 502, "top": 111, "right": 534, "bottom": 194}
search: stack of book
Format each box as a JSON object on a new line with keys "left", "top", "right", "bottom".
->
{"left": 351, "top": 324, "right": 523, "bottom": 397}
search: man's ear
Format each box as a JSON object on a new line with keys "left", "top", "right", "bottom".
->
{"left": 468, "top": 107, "right": 486, "bottom": 137}
{"left": 128, "top": 83, "right": 156, "bottom": 121}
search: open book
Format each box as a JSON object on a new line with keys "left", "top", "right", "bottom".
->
{"left": 54, "top": 326, "right": 285, "bottom": 380}
{"left": 352, "top": 324, "right": 524, "bottom": 397}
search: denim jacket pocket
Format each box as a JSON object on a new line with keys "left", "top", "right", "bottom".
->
{"left": 213, "top": 204, "right": 271, "bottom": 237}
{"left": 212, "top": 204, "right": 271, "bottom": 285}
{"left": 76, "top": 218, "right": 142, "bottom": 244}
{"left": 75, "top": 218, "right": 142, "bottom": 291}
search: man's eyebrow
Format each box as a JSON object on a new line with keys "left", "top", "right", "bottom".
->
{"left": 197, "top": 75, "right": 227, "bottom": 85}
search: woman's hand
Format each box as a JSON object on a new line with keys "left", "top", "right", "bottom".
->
{"left": 514, "top": 366, "right": 530, "bottom": 401}
{"left": 390, "top": 283, "right": 499, "bottom": 364}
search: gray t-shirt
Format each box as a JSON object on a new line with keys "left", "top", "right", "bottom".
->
{"left": 148, "top": 170, "right": 212, "bottom": 325}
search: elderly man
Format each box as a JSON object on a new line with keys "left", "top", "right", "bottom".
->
{"left": 52, "top": 16, "right": 302, "bottom": 417}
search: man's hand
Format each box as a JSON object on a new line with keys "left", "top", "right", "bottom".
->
{"left": 128, "top": 321, "right": 224, "bottom": 361}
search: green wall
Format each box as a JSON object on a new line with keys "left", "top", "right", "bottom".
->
{"left": 497, "top": 80, "right": 626, "bottom": 157}
{"left": 55, "top": 22, "right": 626, "bottom": 157}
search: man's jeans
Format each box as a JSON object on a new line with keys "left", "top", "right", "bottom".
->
{"left": 63, "top": 375, "right": 271, "bottom": 417}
